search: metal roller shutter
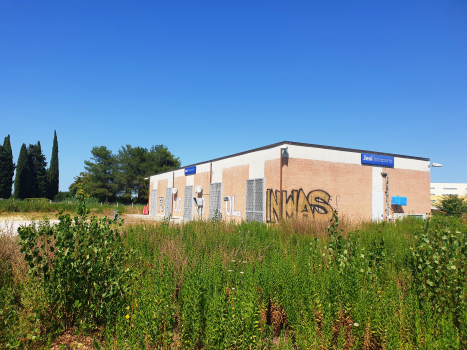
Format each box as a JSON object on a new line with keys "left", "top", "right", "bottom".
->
{"left": 183, "top": 186, "right": 193, "bottom": 220}
{"left": 246, "top": 178, "right": 264, "bottom": 222}
{"left": 151, "top": 189, "right": 157, "bottom": 216}
{"left": 209, "top": 183, "right": 222, "bottom": 219}
{"left": 165, "top": 188, "right": 172, "bottom": 217}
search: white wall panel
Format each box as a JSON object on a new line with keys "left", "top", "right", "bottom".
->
{"left": 394, "top": 158, "right": 430, "bottom": 172}
{"left": 372, "top": 167, "right": 383, "bottom": 191}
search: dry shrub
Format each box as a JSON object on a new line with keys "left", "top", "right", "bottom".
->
{"left": 49, "top": 327, "right": 103, "bottom": 350}
{"left": 266, "top": 301, "right": 288, "bottom": 337}
{"left": 314, "top": 310, "right": 324, "bottom": 340}
{"left": 332, "top": 308, "right": 356, "bottom": 350}
{"left": 277, "top": 214, "right": 359, "bottom": 238}
{"left": 362, "top": 322, "right": 384, "bottom": 350}
{"left": 124, "top": 205, "right": 145, "bottom": 215}
{"left": 156, "top": 234, "right": 188, "bottom": 274}
{"left": 0, "top": 218, "right": 28, "bottom": 287}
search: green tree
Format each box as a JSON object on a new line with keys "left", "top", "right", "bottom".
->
{"left": 434, "top": 195, "right": 467, "bottom": 216}
{"left": 137, "top": 145, "right": 181, "bottom": 203}
{"left": 115, "top": 145, "right": 139, "bottom": 203}
{"left": 48, "top": 130, "right": 59, "bottom": 199}
{"left": 69, "top": 171, "right": 92, "bottom": 198}
{"left": 114, "top": 144, "right": 181, "bottom": 204}
{"left": 84, "top": 146, "right": 118, "bottom": 203}
{"left": 14, "top": 144, "right": 32, "bottom": 199}
{"left": 28, "top": 142, "right": 48, "bottom": 198}
{"left": 0, "top": 135, "right": 15, "bottom": 199}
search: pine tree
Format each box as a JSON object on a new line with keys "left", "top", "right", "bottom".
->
{"left": 48, "top": 130, "right": 59, "bottom": 199}
{"left": 29, "top": 142, "right": 48, "bottom": 198}
{"left": 14, "top": 144, "right": 32, "bottom": 199}
{"left": 0, "top": 135, "right": 15, "bottom": 198}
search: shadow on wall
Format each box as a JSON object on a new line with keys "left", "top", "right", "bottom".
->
{"left": 392, "top": 204, "right": 405, "bottom": 214}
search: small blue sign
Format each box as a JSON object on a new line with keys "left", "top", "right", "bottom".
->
{"left": 184, "top": 166, "right": 196, "bottom": 175}
{"left": 361, "top": 153, "right": 394, "bottom": 167}
{"left": 392, "top": 196, "right": 407, "bottom": 206}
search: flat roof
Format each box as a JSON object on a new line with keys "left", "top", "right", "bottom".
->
{"left": 150, "top": 140, "right": 430, "bottom": 177}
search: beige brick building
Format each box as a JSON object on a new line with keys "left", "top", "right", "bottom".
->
{"left": 148, "top": 141, "right": 431, "bottom": 222}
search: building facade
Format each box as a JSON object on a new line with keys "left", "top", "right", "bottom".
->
{"left": 430, "top": 183, "right": 467, "bottom": 204}
{"left": 148, "top": 141, "right": 431, "bottom": 222}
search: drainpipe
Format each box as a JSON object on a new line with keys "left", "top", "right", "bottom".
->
{"left": 381, "top": 172, "right": 389, "bottom": 222}
{"left": 172, "top": 172, "right": 175, "bottom": 219}
{"left": 280, "top": 148, "right": 283, "bottom": 222}
{"left": 210, "top": 162, "right": 212, "bottom": 184}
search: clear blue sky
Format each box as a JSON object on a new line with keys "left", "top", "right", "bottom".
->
{"left": 1, "top": 0, "right": 466, "bottom": 191}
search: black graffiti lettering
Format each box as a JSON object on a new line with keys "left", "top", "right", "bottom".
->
{"left": 266, "top": 188, "right": 333, "bottom": 223}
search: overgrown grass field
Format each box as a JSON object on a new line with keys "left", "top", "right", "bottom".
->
{"left": 0, "top": 198, "right": 144, "bottom": 215}
{"left": 1, "top": 206, "right": 466, "bottom": 349}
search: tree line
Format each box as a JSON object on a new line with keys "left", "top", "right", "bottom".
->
{"left": 0, "top": 131, "right": 59, "bottom": 200}
{"left": 11, "top": 131, "right": 59, "bottom": 200}
{"left": 68, "top": 144, "right": 181, "bottom": 204}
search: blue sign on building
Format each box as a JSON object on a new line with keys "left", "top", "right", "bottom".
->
{"left": 361, "top": 153, "right": 394, "bottom": 167}
{"left": 392, "top": 196, "right": 407, "bottom": 206}
{"left": 184, "top": 166, "right": 196, "bottom": 175}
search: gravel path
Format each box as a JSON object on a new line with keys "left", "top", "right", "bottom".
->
{"left": 0, "top": 218, "right": 60, "bottom": 236}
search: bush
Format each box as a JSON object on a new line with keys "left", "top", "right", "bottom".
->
{"left": 53, "top": 191, "right": 71, "bottom": 201}
{"left": 18, "top": 200, "right": 136, "bottom": 332}
{"left": 434, "top": 195, "right": 467, "bottom": 216}
{"left": 411, "top": 217, "right": 467, "bottom": 323}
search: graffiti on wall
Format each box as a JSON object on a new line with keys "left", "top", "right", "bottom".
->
{"left": 224, "top": 196, "right": 241, "bottom": 217}
{"left": 173, "top": 197, "right": 183, "bottom": 212}
{"left": 159, "top": 197, "right": 164, "bottom": 212}
{"left": 266, "top": 189, "right": 333, "bottom": 222}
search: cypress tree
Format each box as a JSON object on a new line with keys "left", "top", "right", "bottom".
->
{"left": 0, "top": 135, "right": 15, "bottom": 198}
{"left": 14, "top": 144, "right": 32, "bottom": 199}
{"left": 48, "top": 130, "right": 59, "bottom": 199}
{"left": 29, "top": 142, "right": 48, "bottom": 198}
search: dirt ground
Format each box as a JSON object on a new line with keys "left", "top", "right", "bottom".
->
{"left": 0, "top": 213, "right": 180, "bottom": 236}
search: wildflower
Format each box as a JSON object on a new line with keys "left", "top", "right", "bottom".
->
{"left": 232, "top": 288, "right": 235, "bottom": 290}
{"left": 125, "top": 314, "right": 130, "bottom": 319}
{"left": 242, "top": 261, "right": 246, "bottom": 263}
{"left": 231, "top": 260, "right": 236, "bottom": 262}
{"left": 240, "top": 271, "right": 244, "bottom": 274}
{"left": 228, "top": 270, "right": 233, "bottom": 272}
{"left": 353, "top": 322, "right": 359, "bottom": 327}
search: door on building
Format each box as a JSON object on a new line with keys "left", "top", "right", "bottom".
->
{"left": 183, "top": 186, "right": 193, "bottom": 220}
{"left": 209, "top": 183, "right": 223, "bottom": 219}
{"left": 372, "top": 190, "right": 384, "bottom": 222}
{"left": 151, "top": 189, "right": 157, "bottom": 216}
{"left": 165, "top": 188, "right": 172, "bottom": 217}
{"left": 246, "top": 178, "right": 264, "bottom": 222}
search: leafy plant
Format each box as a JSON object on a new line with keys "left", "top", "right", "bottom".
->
{"left": 410, "top": 217, "right": 467, "bottom": 324}
{"left": 435, "top": 195, "right": 467, "bottom": 216}
{"left": 327, "top": 209, "right": 347, "bottom": 271}
{"left": 18, "top": 199, "right": 136, "bottom": 332}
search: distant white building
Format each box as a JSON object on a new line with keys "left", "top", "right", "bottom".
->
{"left": 430, "top": 183, "right": 467, "bottom": 203}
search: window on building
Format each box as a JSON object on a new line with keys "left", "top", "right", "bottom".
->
{"left": 246, "top": 178, "right": 264, "bottom": 222}
{"left": 443, "top": 188, "right": 457, "bottom": 190}
{"left": 209, "top": 183, "right": 223, "bottom": 219}
{"left": 431, "top": 200, "right": 435, "bottom": 202}
{"left": 431, "top": 193, "right": 435, "bottom": 195}
{"left": 430, "top": 187, "right": 435, "bottom": 189}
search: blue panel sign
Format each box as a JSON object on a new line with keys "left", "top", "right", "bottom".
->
{"left": 361, "top": 153, "right": 394, "bottom": 167}
{"left": 184, "top": 166, "right": 196, "bottom": 175}
{"left": 392, "top": 196, "right": 407, "bottom": 206}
